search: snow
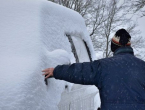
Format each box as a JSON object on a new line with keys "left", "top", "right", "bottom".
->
{"left": 40, "top": 1, "right": 96, "bottom": 60}
{"left": 94, "top": 92, "right": 101, "bottom": 110}
{"left": 0, "top": 0, "right": 44, "bottom": 109}
{"left": 0, "top": 0, "right": 98, "bottom": 110}
{"left": 42, "top": 49, "right": 73, "bottom": 110}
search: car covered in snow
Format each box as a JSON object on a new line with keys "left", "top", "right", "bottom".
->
{"left": 0, "top": 0, "right": 100, "bottom": 110}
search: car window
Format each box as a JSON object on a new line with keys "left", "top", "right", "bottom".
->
{"left": 66, "top": 34, "right": 92, "bottom": 63}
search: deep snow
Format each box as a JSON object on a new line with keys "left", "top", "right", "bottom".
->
{"left": 0, "top": 0, "right": 99, "bottom": 110}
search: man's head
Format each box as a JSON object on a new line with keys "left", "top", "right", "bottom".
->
{"left": 111, "top": 28, "right": 131, "bottom": 52}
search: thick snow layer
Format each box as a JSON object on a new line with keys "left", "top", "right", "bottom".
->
{"left": 40, "top": 1, "right": 96, "bottom": 60}
{"left": 0, "top": 0, "right": 98, "bottom": 110}
{"left": 0, "top": 0, "right": 44, "bottom": 109}
{"left": 42, "top": 49, "right": 73, "bottom": 110}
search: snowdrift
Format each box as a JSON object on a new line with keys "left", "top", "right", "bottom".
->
{"left": 0, "top": 0, "right": 100, "bottom": 110}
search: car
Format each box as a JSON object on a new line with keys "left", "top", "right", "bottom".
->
{"left": 0, "top": 0, "right": 100, "bottom": 110}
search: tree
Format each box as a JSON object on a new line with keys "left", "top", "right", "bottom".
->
{"left": 89, "top": 0, "right": 142, "bottom": 58}
{"left": 126, "top": 0, "right": 145, "bottom": 17}
{"left": 48, "top": 0, "right": 144, "bottom": 60}
{"left": 48, "top": 0, "right": 92, "bottom": 17}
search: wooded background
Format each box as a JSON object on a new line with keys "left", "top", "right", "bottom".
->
{"left": 48, "top": 0, "right": 145, "bottom": 60}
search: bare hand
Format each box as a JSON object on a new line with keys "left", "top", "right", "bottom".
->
{"left": 42, "top": 68, "right": 54, "bottom": 79}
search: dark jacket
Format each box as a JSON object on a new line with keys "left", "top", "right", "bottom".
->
{"left": 53, "top": 47, "right": 145, "bottom": 110}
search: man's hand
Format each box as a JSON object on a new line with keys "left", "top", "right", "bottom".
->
{"left": 42, "top": 68, "right": 54, "bottom": 79}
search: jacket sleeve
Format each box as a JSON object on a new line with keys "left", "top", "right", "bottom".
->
{"left": 53, "top": 60, "right": 102, "bottom": 86}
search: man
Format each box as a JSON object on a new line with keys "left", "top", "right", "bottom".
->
{"left": 42, "top": 29, "right": 145, "bottom": 110}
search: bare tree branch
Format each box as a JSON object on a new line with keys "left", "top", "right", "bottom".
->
{"left": 48, "top": 0, "right": 144, "bottom": 60}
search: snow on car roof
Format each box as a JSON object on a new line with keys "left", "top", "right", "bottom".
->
{"left": 41, "top": 1, "right": 96, "bottom": 60}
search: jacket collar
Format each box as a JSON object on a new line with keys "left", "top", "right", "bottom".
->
{"left": 114, "top": 46, "right": 134, "bottom": 56}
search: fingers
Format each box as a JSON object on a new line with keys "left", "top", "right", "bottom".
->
{"left": 42, "top": 68, "right": 50, "bottom": 75}
{"left": 42, "top": 69, "right": 49, "bottom": 76}
{"left": 42, "top": 68, "right": 54, "bottom": 78}
{"left": 42, "top": 68, "right": 53, "bottom": 72}
{"left": 42, "top": 72, "right": 49, "bottom": 75}
{"left": 45, "top": 74, "right": 52, "bottom": 79}
{"left": 42, "top": 68, "right": 49, "bottom": 72}
{"left": 42, "top": 71, "right": 52, "bottom": 78}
